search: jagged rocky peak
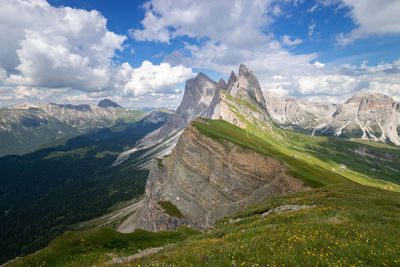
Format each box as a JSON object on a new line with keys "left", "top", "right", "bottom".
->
{"left": 98, "top": 98, "right": 122, "bottom": 109}
{"left": 226, "top": 71, "right": 237, "bottom": 89}
{"left": 263, "top": 90, "right": 336, "bottom": 128}
{"left": 135, "top": 72, "right": 220, "bottom": 149}
{"left": 317, "top": 92, "right": 400, "bottom": 145}
{"left": 228, "top": 64, "right": 267, "bottom": 110}
{"left": 345, "top": 93, "right": 399, "bottom": 110}
{"left": 217, "top": 78, "right": 227, "bottom": 91}
{"left": 176, "top": 73, "right": 217, "bottom": 114}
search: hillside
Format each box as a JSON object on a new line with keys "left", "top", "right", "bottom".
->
{"left": 0, "top": 111, "right": 170, "bottom": 264}
{"left": 6, "top": 184, "right": 400, "bottom": 266}
{"left": 129, "top": 184, "right": 400, "bottom": 266}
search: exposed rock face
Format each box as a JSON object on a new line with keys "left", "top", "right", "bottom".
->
{"left": 211, "top": 65, "right": 271, "bottom": 129}
{"left": 124, "top": 120, "right": 309, "bottom": 232}
{"left": 263, "top": 91, "right": 336, "bottom": 129}
{"left": 135, "top": 73, "right": 220, "bottom": 149}
{"left": 114, "top": 72, "right": 222, "bottom": 166}
{"left": 316, "top": 93, "right": 400, "bottom": 145}
{"left": 229, "top": 64, "right": 267, "bottom": 110}
{"left": 263, "top": 91, "right": 400, "bottom": 146}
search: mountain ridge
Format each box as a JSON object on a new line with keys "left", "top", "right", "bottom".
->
{"left": 0, "top": 100, "right": 146, "bottom": 156}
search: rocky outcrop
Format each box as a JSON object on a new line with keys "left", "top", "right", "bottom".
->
{"left": 136, "top": 73, "right": 220, "bottom": 149}
{"left": 263, "top": 91, "right": 400, "bottom": 146}
{"left": 316, "top": 93, "right": 400, "bottom": 145}
{"left": 211, "top": 65, "right": 272, "bottom": 130}
{"left": 124, "top": 120, "right": 309, "bottom": 232}
{"left": 229, "top": 64, "right": 267, "bottom": 110}
{"left": 263, "top": 91, "right": 336, "bottom": 130}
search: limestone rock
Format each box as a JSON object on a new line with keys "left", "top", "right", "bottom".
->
{"left": 316, "top": 93, "right": 400, "bottom": 145}
{"left": 127, "top": 120, "right": 310, "bottom": 232}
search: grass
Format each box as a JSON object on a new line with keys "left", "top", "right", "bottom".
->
{"left": 193, "top": 119, "right": 349, "bottom": 188}
{"left": 157, "top": 201, "right": 184, "bottom": 218}
{"left": 192, "top": 118, "right": 400, "bottom": 191}
{"left": 155, "top": 157, "right": 164, "bottom": 168}
{"left": 129, "top": 184, "right": 400, "bottom": 266}
{"left": 5, "top": 226, "right": 199, "bottom": 267}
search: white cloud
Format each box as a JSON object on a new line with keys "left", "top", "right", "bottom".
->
{"left": 123, "top": 60, "right": 195, "bottom": 96}
{"left": 132, "top": 0, "right": 400, "bottom": 104}
{"left": 132, "top": 0, "right": 274, "bottom": 48}
{"left": 333, "top": 0, "right": 400, "bottom": 45}
{"left": 307, "top": 4, "right": 319, "bottom": 13}
{"left": 308, "top": 23, "right": 316, "bottom": 38}
{"left": 281, "top": 35, "right": 303, "bottom": 46}
{"left": 0, "top": 0, "right": 126, "bottom": 91}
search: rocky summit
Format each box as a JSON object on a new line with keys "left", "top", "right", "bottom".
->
{"left": 316, "top": 93, "right": 400, "bottom": 145}
{"left": 263, "top": 91, "right": 400, "bottom": 145}
{"left": 119, "top": 65, "right": 309, "bottom": 233}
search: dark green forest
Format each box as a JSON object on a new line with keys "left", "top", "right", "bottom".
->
{"left": 0, "top": 114, "right": 167, "bottom": 264}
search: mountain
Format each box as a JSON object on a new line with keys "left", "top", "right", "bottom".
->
{"left": 6, "top": 64, "right": 400, "bottom": 266}
{"left": 98, "top": 98, "right": 122, "bottom": 108}
{"left": 263, "top": 92, "right": 400, "bottom": 145}
{"left": 263, "top": 91, "right": 336, "bottom": 131}
{"left": 113, "top": 72, "right": 222, "bottom": 166}
{"left": 315, "top": 93, "right": 400, "bottom": 145}
{"left": 0, "top": 110, "right": 170, "bottom": 264}
{"left": 117, "top": 65, "right": 400, "bottom": 234}
{"left": 0, "top": 100, "right": 146, "bottom": 157}
{"left": 123, "top": 119, "right": 309, "bottom": 233}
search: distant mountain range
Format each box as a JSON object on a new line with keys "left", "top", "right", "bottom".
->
{"left": 0, "top": 99, "right": 146, "bottom": 156}
{"left": 264, "top": 91, "right": 400, "bottom": 146}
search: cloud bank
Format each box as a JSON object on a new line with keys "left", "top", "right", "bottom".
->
{"left": 0, "top": 0, "right": 194, "bottom": 107}
{"left": 133, "top": 0, "right": 400, "bottom": 103}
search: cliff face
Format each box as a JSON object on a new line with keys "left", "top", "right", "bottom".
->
{"left": 316, "top": 93, "right": 400, "bottom": 145}
{"left": 263, "top": 91, "right": 400, "bottom": 146}
{"left": 136, "top": 73, "right": 219, "bottom": 148}
{"left": 121, "top": 120, "right": 309, "bottom": 232}
{"left": 263, "top": 91, "right": 336, "bottom": 129}
{"left": 211, "top": 65, "right": 271, "bottom": 130}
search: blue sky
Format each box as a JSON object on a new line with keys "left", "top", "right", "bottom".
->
{"left": 0, "top": 0, "right": 399, "bottom": 108}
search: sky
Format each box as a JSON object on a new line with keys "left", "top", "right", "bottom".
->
{"left": 0, "top": 0, "right": 399, "bottom": 109}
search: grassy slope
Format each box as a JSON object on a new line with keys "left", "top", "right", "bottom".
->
{"left": 193, "top": 118, "right": 400, "bottom": 191}
{"left": 6, "top": 226, "right": 199, "bottom": 267}
{"left": 130, "top": 184, "right": 400, "bottom": 266}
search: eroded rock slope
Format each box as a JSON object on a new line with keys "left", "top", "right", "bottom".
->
{"left": 120, "top": 120, "right": 309, "bottom": 232}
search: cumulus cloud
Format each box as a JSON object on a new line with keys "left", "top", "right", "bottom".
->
{"left": 281, "top": 35, "right": 303, "bottom": 46}
{"left": 132, "top": 0, "right": 400, "bottom": 104}
{"left": 0, "top": 0, "right": 195, "bottom": 108}
{"left": 132, "top": 0, "right": 274, "bottom": 48}
{"left": 123, "top": 60, "right": 194, "bottom": 96}
{"left": 0, "top": 0, "right": 126, "bottom": 91}
{"left": 334, "top": 0, "right": 400, "bottom": 45}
